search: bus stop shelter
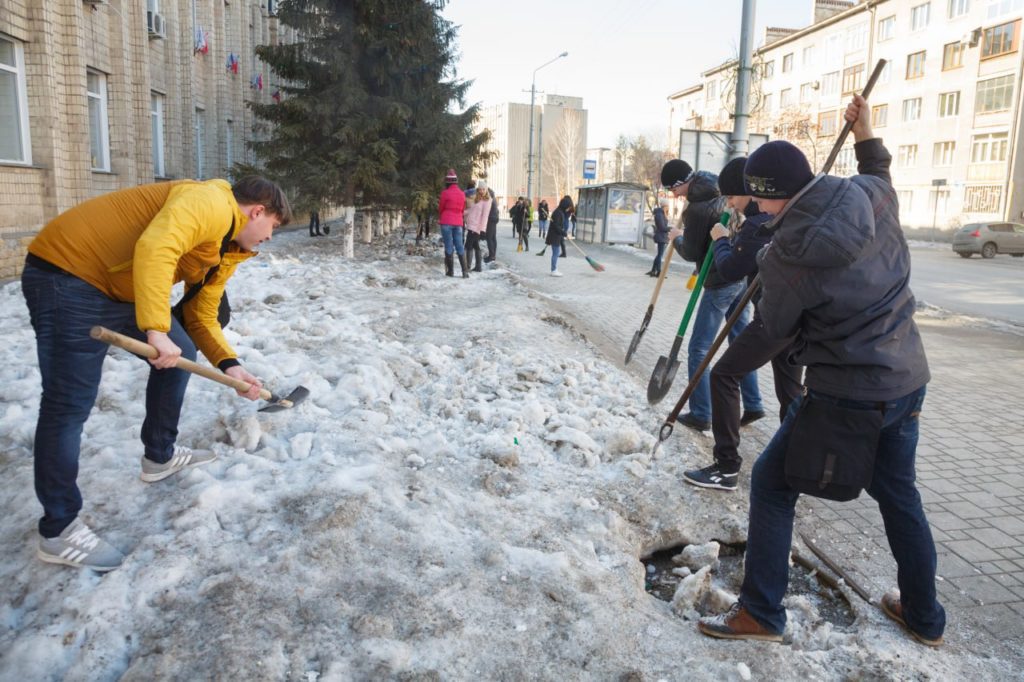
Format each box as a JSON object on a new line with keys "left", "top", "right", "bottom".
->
{"left": 575, "top": 182, "right": 649, "bottom": 246}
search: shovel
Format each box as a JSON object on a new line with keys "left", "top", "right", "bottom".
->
{"left": 625, "top": 246, "right": 675, "bottom": 364}
{"left": 646, "top": 246, "right": 714, "bottom": 403}
{"left": 90, "top": 326, "right": 309, "bottom": 412}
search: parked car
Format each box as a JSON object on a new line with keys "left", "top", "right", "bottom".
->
{"left": 952, "top": 222, "right": 1024, "bottom": 258}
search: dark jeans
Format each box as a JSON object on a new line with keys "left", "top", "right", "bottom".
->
{"left": 739, "top": 385, "right": 945, "bottom": 640}
{"left": 652, "top": 242, "right": 667, "bottom": 275}
{"left": 465, "top": 231, "right": 482, "bottom": 270}
{"left": 710, "top": 311, "right": 803, "bottom": 473}
{"left": 308, "top": 210, "right": 320, "bottom": 236}
{"left": 22, "top": 262, "right": 196, "bottom": 538}
{"left": 485, "top": 222, "right": 497, "bottom": 261}
{"left": 521, "top": 224, "right": 530, "bottom": 250}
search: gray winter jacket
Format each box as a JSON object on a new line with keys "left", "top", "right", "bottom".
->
{"left": 757, "top": 139, "right": 930, "bottom": 401}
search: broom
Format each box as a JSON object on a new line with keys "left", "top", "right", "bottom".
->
{"left": 566, "top": 238, "right": 605, "bottom": 272}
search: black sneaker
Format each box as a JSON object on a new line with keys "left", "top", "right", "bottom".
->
{"left": 740, "top": 410, "right": 766, "bottom": 426}
{"left": 676, "top": 412, "right": 711, "bottom": 432}
{"left": 683, "top": 464, "right": 738, "bottom": 491}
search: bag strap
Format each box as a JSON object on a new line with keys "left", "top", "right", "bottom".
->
{"left": 176, "top": 216, "right": 235, "bottom": 308}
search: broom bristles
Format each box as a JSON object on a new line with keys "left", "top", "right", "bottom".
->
{"left": 585, "top": 256, "right": 605, "bottom": 272}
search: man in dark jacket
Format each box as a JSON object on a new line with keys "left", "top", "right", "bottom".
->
{"left": 510, "top": 197, "right": 525, "bottom": 238}
{"left": 646, "top": 198, "right": 672, "bottom": 277}
{"left": 682, "top": 157, "right": 803, "bottom": 492}
{"left": 662, "top": 159, "right": 763, "bottom": 432}
{"left": 698, "top": 96, "right": 945, "bottom": 647}
{"left": 484, "top": 188, "right": 499, "bottom": 263}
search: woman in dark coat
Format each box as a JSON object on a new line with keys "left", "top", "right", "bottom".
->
{"left": 546, "top": 196, "right": 573, "bottom": 277}
{"left": 648, "top": 197, "right": 671, "bottom": 276}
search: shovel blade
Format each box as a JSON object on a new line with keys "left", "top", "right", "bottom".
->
{"left": 646, "top": 356, "right": 680, "bottom": 404}
{"left": 258, "top": 385, "right": 310, "bottom": 413}
{"left": 624, "top": 329, "right": 644, "bottom": 365}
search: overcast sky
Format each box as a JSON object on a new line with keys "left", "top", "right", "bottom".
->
{"left": 442, "top": 0, "right": 810, "bottom": 149}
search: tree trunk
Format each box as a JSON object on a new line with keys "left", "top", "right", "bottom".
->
{"left": 362, "top": 211, "right": 373, "bottom": 244}
{"left": 343, "top": 206, "right": 355, "bottom": 258}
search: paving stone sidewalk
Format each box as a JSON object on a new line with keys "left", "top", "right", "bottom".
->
{"left": 489, "top": 224, "right": 1024, "bottom": 659}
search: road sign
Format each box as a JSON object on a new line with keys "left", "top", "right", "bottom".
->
{"left": 583, "top": 159, "right": 597, "bottom": 180}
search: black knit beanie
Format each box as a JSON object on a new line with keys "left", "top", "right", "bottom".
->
{"left": 660, "top": 159, "right": 694, "bottom": 188}
{"left": 717, "top": 157, "right": 748, "bottom": 196}
{"left": 743, "top": 141, "right": 814, "bottom": 199}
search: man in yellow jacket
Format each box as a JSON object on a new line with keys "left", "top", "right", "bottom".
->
{"left": 21, "top": 176, "right": 291, "bottom": 571}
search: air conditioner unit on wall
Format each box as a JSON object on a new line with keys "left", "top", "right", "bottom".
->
{"left": 147, "top": 10, "right": 167, "bottom": 39}
{"left": 966, "top": 27, "right": 982, "bottom": 48}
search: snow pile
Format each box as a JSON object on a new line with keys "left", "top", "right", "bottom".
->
{"left": 0, "top": 231, "right": 1011, "bottom": 678}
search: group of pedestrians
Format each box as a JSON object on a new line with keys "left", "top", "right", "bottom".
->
{"left": 436, "top": 169, "right": 499, "bottom": 277}
{"left": 644, "top": 95, "right": 945, "bottom": 648}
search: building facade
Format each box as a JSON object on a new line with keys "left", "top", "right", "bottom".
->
{"left": 0, "top": 0, "right": 291, "bottom": 279}
{"left": 668, "top": 0, "right": 1024, "bottom": 231}
{"left": 474, "top": 94, "right": 588, "bottom": 210}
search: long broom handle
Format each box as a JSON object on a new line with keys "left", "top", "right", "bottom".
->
{"left": 90, "top": 326, "right": 273, "bottom": 401}
{"left": 658, "top": 59, "right": 888, "bottom": 442}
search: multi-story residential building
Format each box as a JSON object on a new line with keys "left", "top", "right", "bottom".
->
{"left": 585, "top": 147, "right": 621, "bottom": 184}
{"left": 475, "top": 94, "right": 588, "bottom": 210}
{"left": 668, "top": 0, "right": 1024, "bottom": 231}
{"left": 0, "top": 0, "right": 290, "bottom": 279}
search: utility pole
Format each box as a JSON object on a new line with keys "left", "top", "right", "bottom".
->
{"left": 527, "top": 52, "right": 568, "bottom": 210}
{"left": 730, "top": 0, "right": 756, "bottom": 159}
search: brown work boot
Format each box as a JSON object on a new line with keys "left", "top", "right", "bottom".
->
{"left": 880, "top": 591, "right": 943, "bottom": 647}
{"left": 698, "top": 603, "right": 783, "bottom": 643}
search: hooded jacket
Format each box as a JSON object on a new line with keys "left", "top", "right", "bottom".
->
{"left": 672, "top": 170, "right": 730, "bottom": 289}
{"left": 711, "top": 200, "right": 772, "bottom": 287}
{"left": 757, "top": 138, "right": 929, "bottom": 401}
{"left": 546, "top": 197, "right": 573, "bottom": 246}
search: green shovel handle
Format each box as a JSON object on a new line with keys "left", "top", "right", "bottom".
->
{"left": 674, "top": 247, "right": 715, "bottom": 336}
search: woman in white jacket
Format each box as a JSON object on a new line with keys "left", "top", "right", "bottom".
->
{"left": 463, "top": 180, "right": 492, "bottom": 272}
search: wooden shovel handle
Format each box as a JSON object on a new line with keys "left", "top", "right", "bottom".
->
{"left": 90, "top": 326, "right": 272, "bottom": 401}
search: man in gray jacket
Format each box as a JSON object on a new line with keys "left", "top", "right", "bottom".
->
{"left": 698, "top": 95, "right": 945, "bottom": 647}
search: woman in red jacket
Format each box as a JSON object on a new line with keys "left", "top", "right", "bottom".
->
{"left": 438, "top": 168, "right": 468, "bottom": 277}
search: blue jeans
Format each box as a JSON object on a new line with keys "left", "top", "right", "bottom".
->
{"left": 539, "top": 219, "right": 549, "bottom": 237}
{"left": 22, "top": 263, "right": 197, "bottom": 537}
{"left": 652, "top": 242, "right": 667, "bottom": 275}
{"left": 440, "top": 224, "right": 465, "bottom": 256}
{"left": 686, "top": 281, "right": 762, "bottom": 421}
{"left": 740, "top": 385, "right": 945, "bottom": 639}
{"left": 550, "top": 241, "right": 561, "bottom": 271}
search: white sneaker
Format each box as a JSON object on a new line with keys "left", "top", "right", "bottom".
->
{"left": 38, "top": 518, "right": 124, "bottom": 572}
{"left": 140, "top": 445, "right": 217, "bottom": 483}
{"left": 550, "top": 270, "right": 563, "bottom": 277}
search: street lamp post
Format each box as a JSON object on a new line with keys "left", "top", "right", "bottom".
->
{"left": 527, "top": 52, "right": 568, "bottom": 210}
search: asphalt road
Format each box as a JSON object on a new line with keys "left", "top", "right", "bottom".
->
{"left": 908, "top": 243, "right": 1024, "bottom": 326}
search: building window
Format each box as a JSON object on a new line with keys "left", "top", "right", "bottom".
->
{"left": 780, "top": 88, "right": 793, "bottom": 108}
{"left": 902, "top": 97, "right": 922, "bottom": 121}
{"left": 706, "top": 80, "right": 717, "bottom": 101}
{"left": 963, "top": 185, "right": 1001, "bottom": 212}
{"left": 151, "top": 94, "right": 164, "bottom": 176}
{"left": 981, "top": 20, "right": 1020, "bottom": 58}
{"left": 934, "top": 141, "right": 956, "bottom": 165}
{"left": 949, "top": 0, "right": 970, "bottom": 16}
{"left": 975, "top": 74, "right": 1015, "bottom": 113}
{"left": 825, "top": 33, "right": 843, "bottom": 61}
{"left": 842, "top": 64, "right": 865, "bottom": 95}
{"left": 782, "top": 53, "right": 794, "bottom": 72}
{"left": 194, "top": 107, "right": 205, "bottom": 179}
{"left": 761, "top": 93, "right": 773, "bottom": 113}
{"left": 834, "top": 147, "right": 857, "bottom": 176}
{"left": 802, "top": 45, "right": 816, "bottom": 66}
{"left": 943, "top": 41, "right": 965, "bottom": 69}
{"left": 898, "top": 144, "right": 919, "bottom": 167}
{"left": 847, "top": 22, "right": 868, "bottom": 52}
{"left": 906, "top": 51, "right": 927, "bottom": 78}
{"left": 938, "top": 91, "right": 961, "bottom": 117}
{"left": 0, "top": 34, "right": 31, "bottom": 164}
{"left": 986, "top": 0, "right": 1024, "bottom": 20}
{"left": 762, "top": 60, "right": 775, "bottom": 79}
{"left": 911, "top": 3, "right": 931, "bottom": 31}
{"left": 872, "top": 104, "right": 889, "bottom": 127}
{"left": 225, "top": 119, "right": 233, "bottom": 171}
{"left": 87, "top": 69, "right": 110, "bottom": 171}
{"left": 878, "top": 16, "right": 896, "bottom": 41}
{"left": 818, "top": 111, "right": 837, "bottom": 137}
{"left": 821, "top": 71, "right": 839, "bottom": 95}
{"left": 898, "top": 190, "right": 914, "bottom": 213}
{"left": 800, "top": 82, "right": 815, "bottom": 103}
{"left": 971, "top": 131, "right": 1009, "bottom": 162}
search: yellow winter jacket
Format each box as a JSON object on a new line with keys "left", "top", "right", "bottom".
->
{"left": 29, "top": 179, "right": 255, "bottom": 368}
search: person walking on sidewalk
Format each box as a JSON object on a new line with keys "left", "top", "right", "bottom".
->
{"left": 538, "top": 200, "right": 550, "bottom": 238}
{"left": 308, "top": 208, "right": 322, "bottom": 237}
{"left": 698, "top": 97, "right": 945, "bottom": 647}
{"left": 547, "top": 196, "right": 573, "bottom": 277}
{"left": 682, "top": 157, "right": 803, "bottom": 492}
{"left": 484, "top": 187, "right": 499, "bottom": 264}
{"left": 21, "top": 176, "right": 292, "bottom": 572}
{"left": 662, "top": 159, "right": 763, "bottom": 433}
{"left": 510, "top": 197, "right": 526, "bottom": 239}
{"left": 438, "top": 168, "right": 469, "bottom": 278}
{"left": 647, "top": 197, "right": 671, "bottom": 277}
{"left": 464, "top": 180, "right": 491, "bottom": 272}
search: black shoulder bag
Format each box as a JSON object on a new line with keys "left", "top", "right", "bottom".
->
{"left": 170, "top": 218, "right": 234, "bottom": 329}
{"left": 784, "top": 393, "right": 885, "bottom": 502}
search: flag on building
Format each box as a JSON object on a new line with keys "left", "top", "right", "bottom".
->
{"left": 271, "top": 90, "right": 281, "bottom": 103}
{"left": 194, "top": 26, "right": 209, "bottom": 54}
{"left": 226, "top": 53, "right": 239, "bottom": 73}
